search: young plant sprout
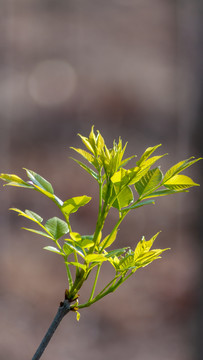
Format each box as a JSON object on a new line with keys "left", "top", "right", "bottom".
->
{"left": 0, "top": 126, "right": 201, "bottom": 360}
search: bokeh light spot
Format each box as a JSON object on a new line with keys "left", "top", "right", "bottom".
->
{"left": 28, "top": 59, "right": 77, "bottom": 107}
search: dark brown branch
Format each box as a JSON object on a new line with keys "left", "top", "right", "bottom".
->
{"left": 32, "top": 299, "right": 70, "bottom": 360}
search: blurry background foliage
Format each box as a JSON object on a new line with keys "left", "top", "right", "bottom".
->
{"left": 0, "top": 1, "right": 202, "bottom": 360}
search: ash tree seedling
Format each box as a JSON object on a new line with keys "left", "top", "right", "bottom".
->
{"left": 0, "top": 126, "right": 201, "bottom": 360}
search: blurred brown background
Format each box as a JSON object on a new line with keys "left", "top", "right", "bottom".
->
{"left": 0, "top": 1, "right": 202, "bottom": 360}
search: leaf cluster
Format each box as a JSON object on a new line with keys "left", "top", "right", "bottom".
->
{"left": 0, "top": 126, "right": 201, "bottom": 318}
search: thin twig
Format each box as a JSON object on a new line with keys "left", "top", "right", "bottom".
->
{"left": 32, "top": 299, "right": 70, "bottom": 360}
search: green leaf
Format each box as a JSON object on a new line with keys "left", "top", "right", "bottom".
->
{"left": 79, "top": 238, "right": 94, "bottom": 249}
{"left": 69, "top": 232, "right": 94, "bottom": 249}
{"left": 112, "top": 185, "right": 134, "bottom": 210}
{"left": 134, "top": 232, "right": 161, "bottom": 260}
{"left": 134, "top": 249, "right": 168, "bottom": 268}
{"left": 142, "top": 188, "right": 188, "bottom": 198}
{"left": 122, "top": 199, "right": 155, "bottom": 212}
{"left": 43, "top": 246, "right": 64, "bottom": 255}
{"left": 63, "top": 243, "right": 74, "bottom": 256}
{"left": 134, "top": 167, "right": 163, "bottom": 196}
{"left": 67, "top": 262, "right": 87, "bottom": 271}
{"left": 45, "top": 217, "right": 69, "bottom": 240}
{"left": 104, "top": 248, "right": 128, "bottom": 258}
{"left": 136, "top": 144, "right": 162, "bottom": 166}
{"left": 119, "top": 254, "right": 134, "bottom": 270}
{"left": 24, "top": 169, "right": 54, "bottom": 194}
{"left": 164, "top": 174, "right": 200, "bottom": 190}
{"left": 70, "top": 147, "right": 96, "bottom": 165}
{"left": 0, "top": 173, "right": 34, "bottom": 188}
{"left": 61, "top": 196, "right": 91, "bottom": 221}
{"left": 85, "top": 254, "right": 108, "bottom": 264}
{"left": 96, "top": 131, "right": 105, "bottom": 156}
{"left": 78, "top": 134, "right": 95, "bottom": 154}
{"left": 10, "top": 208, "right": 42, "bottom": 225}
{"left": 22, "top": 228, "right": 53, "bottom": 239}
{"left": 100, "top": 229, "right": 118, "bottom": 250}
{"left": 64, "top": 241, "right": 85, "bottom": 258}
{"left": 25, "top": 210, "right": 43, "bottom": 223}
{"left": 70, "top": 232, "right": 82, "bottom": 241}
{"left": 163, "top": 157, "right": 202, "bottom": 183}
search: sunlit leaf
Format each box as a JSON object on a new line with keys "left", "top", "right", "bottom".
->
{"left": 122, "top": 199, "right": 155, "bottom": 212}
{"left": 70, "top": 232, "right": 82, "bottom": 241}
{"left": 61, "top": 196, "right": 91, "bottom": 221}
{"left": 24, "top": 169, "right": 54, "bottom": 194}
{"left": 100, "top": 229, "right": 118, "bottom": 250}
{"left": 142, "top": 188, "right": 188, "bottom": 198}
{"left": 164, "top": 174, "right": 200, "bottom": 190}
{"left": 134, "top": 232, "right": 161, "bottom": 260}
{"left": 25, "top": 210, "right": 43, "bottom": 223}
{"left": 163, "top": 157, "right": 202, "bottom": 183}
{"left": 22, "top": 228, "right": 53, "bottom": 239}
{"left": 85, "top": 254, "right": 107, "bottom": 263}
{"left": 45, "top": 217, "right": 69, "bottom": 240}
{"left": 70, "top": 147, "right": 96, "bottom": 165}
{"left": 0, "top": 173, "right": 34, "bottom": 189}
{"left": 78, "top": 134, "right": 95, "bottom": 154}
{"left": 119, "top": 254, "right": 134, "bottom": 270}
{"left": 10, "top": 208, "right": 42, "bottom": 225}
{"left": 136, "top": 144, "right": 162, "bottom": 166}
{"left": 67, "top": 262, "right": 87, "bottom": 271}
{"left": 112, "top": 185, "right": 134, "bottom": 210}
{"left": 64, "top": 241, "right": 85, "bottom": 258}
{"left": 134, "top": 167, "right": 163, "bottom": 196}
{"left": 43, "top": 246, "right": 64, "bottom": 255}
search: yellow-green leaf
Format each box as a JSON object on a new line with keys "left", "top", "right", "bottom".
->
{"left": 164, "top": 174, "right": 199, "bottom": 190}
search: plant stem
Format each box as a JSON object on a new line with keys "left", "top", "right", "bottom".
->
{"left": 32, "top": 299, "right": 70, "bottom": 360}
{"left": 89, "top": 264, "right": 101, "bottom": 301}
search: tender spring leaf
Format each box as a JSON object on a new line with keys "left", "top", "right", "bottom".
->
{"left": 43, "top": 246, "right": 64, "bottom": 255}
{"left": 100, "top": 229, "right": 118, "bottom": 250}
{"left": 22, "top": 228, "right": 53, "bottom": 239}
{"left": 85, "top": 254, "right": 108, "bottom": 264}
{"left": 70, "top": 232, "right": 82, "bottom": 241}
{"left": 134, "top": 249, "right": 168, "bottom": 268}
{"left": 122, "top": 199, "right": 155, "bottom": 212}
{"left": 78, "top": 134, "right": 95, "bottom": 154}
{"left": 164, "top": 174, "right": 200, "bottom": 190}
{"left": 45, "top": 217, "right": 69, "bottom": 240}
{"left": 104, "top": 247, "right": 128, "bottom": 258}
{"left": 0, "top": 173, "right": 34, "bottom": 188}
{"left": 10, "top": 208, "right": 42, "bottom": 225}
{"left": 63, "top": 243, "right": 74, "bottom": 256}
{"left": 134, "top": 167, "right": 163, "bottom": 196}
{"left": 136, "top": 144, "right": 162, "bottom": 166}
{"left": 142, "top": 188, "right": 188, "bottom": 198}
{"left": 70, "top": 147, "right": 96, "bottom": 165}
{"left": 61, "top": 196, "right": 92, "bottom": 220}
{"left": 163, "top": 157, "right": 202, "bottom": 183}
{"left": 134, "top": 232, "right": 161, "bottom": 260}
{"left": 67, "top": 262, "right": 87, "bottom": 271}
{"left": 111, "top": 185, "right": 134, "bottom": 210}
{"left": 119, "top": 254, "right": 134, "bottom": 270}
{"left": 24, "top": 169, "right": 54, "bottom": 194}
{"left": 64, "top": 241, "right": 85, "bottom": 258}
{"left": 79, "top": 238, "right": 94, "bottom": 248}
{"left": 96, "top": 131, "right": 105, "bottom": 156}
{"left": 25, "top": 209, "right": 43, "bottom": 223}
{"left": 69, "top": 232, "right": 94, "bottom": 249}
